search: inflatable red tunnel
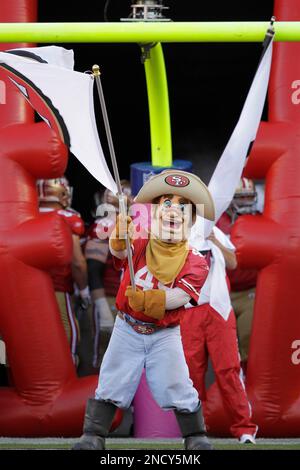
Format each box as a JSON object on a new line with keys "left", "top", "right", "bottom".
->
{"left": 0, "top": 0, "right": 122, "bottom": 436}
{"left": 1, "top": 0, "right": 300, "bottom": 438}
{"left": 204, "top": 0, "right": 300, "bottom": 436}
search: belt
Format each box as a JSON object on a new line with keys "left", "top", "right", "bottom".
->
{"left": 118, "top": 312, "right": 160, "bottom": 335}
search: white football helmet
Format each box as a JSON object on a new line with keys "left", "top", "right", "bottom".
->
{"left": 230, "top": 177, "right": 257, "bottom": 219}
{"left": 37, "top": 177, "right": 72, "bottom": 209}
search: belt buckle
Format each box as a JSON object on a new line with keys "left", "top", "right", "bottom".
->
{"left": 133, "top": 324, "right": 155, "bottom": 335}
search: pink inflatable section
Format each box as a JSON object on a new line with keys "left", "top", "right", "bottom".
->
{"left": 133, "top": 371, "right": 181, "bottom": 438}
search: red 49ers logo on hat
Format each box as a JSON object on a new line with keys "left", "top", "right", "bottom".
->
{"left": 165, "top": 174, "right": 190, "bottom": 187}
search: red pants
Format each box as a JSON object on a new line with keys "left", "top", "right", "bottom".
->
{"left": 180, "top": 304, "right": 257, "bottom": 438}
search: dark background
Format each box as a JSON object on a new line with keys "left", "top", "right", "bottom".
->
{"left": 38, "top": 0, "right": 274, "bottom": 222}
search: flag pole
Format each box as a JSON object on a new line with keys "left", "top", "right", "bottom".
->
{"left": 258, "top": 16, "right": 275, "bottom": 67}
{"left": 92, "top": 64, "right": 136, "bottom": 290}
{"left": 263, "top": 16, "right": 276, "bottom": 50}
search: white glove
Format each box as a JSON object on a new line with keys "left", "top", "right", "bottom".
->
{"left": 94, "top": 297, "right": 115, "bottom": 331}
{"left": 79, "top": 287, "right": 92, "bottom": 310}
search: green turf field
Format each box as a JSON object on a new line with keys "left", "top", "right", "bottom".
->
{"left": 0, "top": 438, "right": 300, "bottom": 450}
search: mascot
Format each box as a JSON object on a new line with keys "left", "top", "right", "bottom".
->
{"left": 73, "top": 169, "right": 215, "bottom": 451}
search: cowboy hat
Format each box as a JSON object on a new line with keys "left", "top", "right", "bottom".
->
{"left": 134, "top": 169, "right": 215, "bottom": 221}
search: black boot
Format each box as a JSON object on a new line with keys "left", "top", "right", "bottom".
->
{"left": 175, "top": 405, "right": 213, "bottom": 450}
{"left": 72, "top": 398, "right": 117, "bottom": 450}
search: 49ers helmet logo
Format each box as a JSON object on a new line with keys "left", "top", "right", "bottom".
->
{"left": 165, "top": 174, "right": 190, "bottom": 187}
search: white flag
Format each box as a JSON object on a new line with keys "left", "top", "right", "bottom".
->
{"left": 189, "top": 39, "right": 273, "bottom": 320}
{"left": 0, "top": 46, "right": 117, "bottom": 194}
{"left": 204, "top": 39, "right": 273, "bottom": 237}
{"left": 6, "top": 46, "right": 75, "bottom": 69}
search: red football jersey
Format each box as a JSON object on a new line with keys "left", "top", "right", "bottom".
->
{"left": 40, "top": 207, "right": 85, "bottom": 293}
{"left": 57, "top": 209, "right": 85, "bottom": 237}
{"left": 114, "top": 238, "right": 209, "bottom": 328}
{"left": 86, "top": 217, "right": 122, "bottom": 297}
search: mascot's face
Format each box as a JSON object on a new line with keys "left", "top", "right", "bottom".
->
{"left": 154, "top": 194, "right": 193, "bottom": 243}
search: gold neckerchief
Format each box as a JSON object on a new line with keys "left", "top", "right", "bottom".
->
{"left": 146, "top": 237, "right": 189, "bottom": 285}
